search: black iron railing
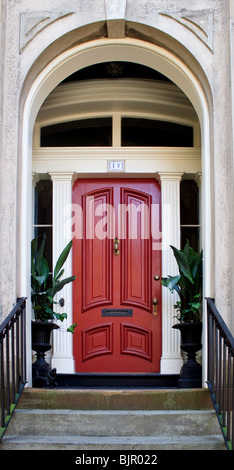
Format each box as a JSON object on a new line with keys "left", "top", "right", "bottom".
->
{"left": 206, "top": 297, "right": 234, "bottom": 450}
{"left": 0, "top": 297, "right": 27, "bottom": 441}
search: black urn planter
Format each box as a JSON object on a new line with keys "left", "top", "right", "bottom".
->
{"left": 173, "top": 322, "right": 202, "bottom": 388}
{"left": 32, "top": 321, "right": 59, "bottom": 388}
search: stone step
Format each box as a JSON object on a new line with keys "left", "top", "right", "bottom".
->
{"left": 4, "top": 409, "right": 222, "bottom": 437}
{"left": 0, "top": 388, "right": 227, "bottom": 451}
{"left": 17, "top": 387, "right": 214, "bottom": 410}
{"left": 1, "top": 434, "right": 226, "bottom": 451}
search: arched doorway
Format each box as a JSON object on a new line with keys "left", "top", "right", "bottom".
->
{"left": 20, "top": 38, "right": 211, "bottom": 385}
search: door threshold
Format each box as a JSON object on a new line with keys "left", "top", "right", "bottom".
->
{"left": 56, "top": 373, "right": 179, "bottom": 389}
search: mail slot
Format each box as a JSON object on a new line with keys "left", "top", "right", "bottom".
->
{"left": 102, "top": 309, "right": 133, "bottom": 317}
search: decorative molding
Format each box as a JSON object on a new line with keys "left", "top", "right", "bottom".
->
{"left": 160, "top": 9, "right": 214, "bottom": 53}
{"left": 20, "top": 11, "right": 74, "bottom": 52}
{"left": 33, "top": 147, "right": 201, "bottom": 176}
{"left": 19, "top": 7, "right": 214, "bottom": 52}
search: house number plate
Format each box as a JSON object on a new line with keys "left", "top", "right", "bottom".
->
{"left": 108, "top": 160, "right": 125, "bottom": 172}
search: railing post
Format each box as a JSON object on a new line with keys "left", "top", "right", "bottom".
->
{"left": 232, "top": 360, "right": 234, "bottom": 449}
{"left": 0, "top": 297, "right": 27, "bottom": 441}
{"left": 23, "top": 300, "right": 27, "bottom": 383}
{"left": 11, "top": 320, "right": 15, "bottom": 404}
{"left": 215, "top": 321, "right": 219, "bottom": 403}
{"left": 207, "top": 302, "right": 214, "bottom": 390}
{"left": 16, "top": 311, "right": 20, "bottom": 394}
{"left": 0, "top": 333, "right": 5, "bottom": 429}
{"left": 222, "top": 339, "right": 227, "bottom": 429}
{"left": 227, "top": 349, "right": 232, "bottom": 443}
{"left": 5, "top": 325, "right": 10, "bottom": 416}
{"left": 206, "top": 297, "right": 234, "bottom": 451}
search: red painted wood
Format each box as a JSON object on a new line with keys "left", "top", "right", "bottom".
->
{"left": 73, "top": 179, "right": 161, "bottom": 372}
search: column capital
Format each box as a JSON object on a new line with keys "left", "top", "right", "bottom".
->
{"left": 195, "top": 172, "right": 202, "bottom": 186}
{"left": 157, "top": 171, "right": 184, "bottom": 182}
{"left": 49, "top": 171, "right": 75, "bottom": 182}
{"left": 32, "top": 172, "right": 40, "bottom": 186}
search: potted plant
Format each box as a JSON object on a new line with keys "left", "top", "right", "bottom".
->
{"left": 161, "top": 240, "right": 203, "bottom": 388}
{"left": 31, "top": 233, "right": 76, "bottom": 387}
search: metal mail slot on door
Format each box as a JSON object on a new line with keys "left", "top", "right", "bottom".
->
{"left": 102, "top": 309, "right": 133, "bottom": 317}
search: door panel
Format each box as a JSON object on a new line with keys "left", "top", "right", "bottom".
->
{"left": 73, "top": 178, "right": 161, "bottom": 373}
{"left": 120, "top": 323, "right": 152, "bottom": 361}
{"left": 82, "top": 323, "right": 113, "bottom": 361}
{"left": 121, "top": 188, "right": 151, "bottom": 311}
{"left": 82, "top": 188, "right": 113, "bottom": 310}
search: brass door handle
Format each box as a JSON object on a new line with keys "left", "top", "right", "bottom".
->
{"left": 114, "top": 237, "right": 120, "bottom": 255}
{"left": 152, "top": 298, "right": 158, "bottom": 317}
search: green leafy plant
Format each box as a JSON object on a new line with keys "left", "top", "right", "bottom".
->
{"left": 31, "top": 233, "right": 77, "bottom": 333}
{"left": 161, "top": 240, "right": 203, "bottom": 322}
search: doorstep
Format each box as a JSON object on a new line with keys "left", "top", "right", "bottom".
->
{"left": 55, "top": 373, "right": 180, "bottom": 388}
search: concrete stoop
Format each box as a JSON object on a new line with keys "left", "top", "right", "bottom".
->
{"left": 0, "top": 388, "right": 226, "bottom": 450}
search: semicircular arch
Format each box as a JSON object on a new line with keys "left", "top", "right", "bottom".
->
{"left": 20, "top": 33, "right": 213, "bottom": 386}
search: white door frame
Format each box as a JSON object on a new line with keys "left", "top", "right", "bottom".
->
{"left": 20, "top": 38, "right": 211, "bottom": 386}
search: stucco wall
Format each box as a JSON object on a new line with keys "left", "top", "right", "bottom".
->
{"left": 0, "top": 0, "right": 233, "bottom": 333}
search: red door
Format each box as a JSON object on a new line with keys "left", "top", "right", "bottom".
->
{"left": 72, "top": 179, "right": 161, "bottom": 372}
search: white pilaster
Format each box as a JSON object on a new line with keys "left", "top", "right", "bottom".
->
{"left": 195, "top": 172, "right": 202, "bottom": 249}
{"left": 32, "top": 172, "right": 39, "bottom": 238}
{"left": 49, "top": 171, "right": 75, "bottom": 373}
{"left": 158, "top": 172, "right": 184, "bottom": 374}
